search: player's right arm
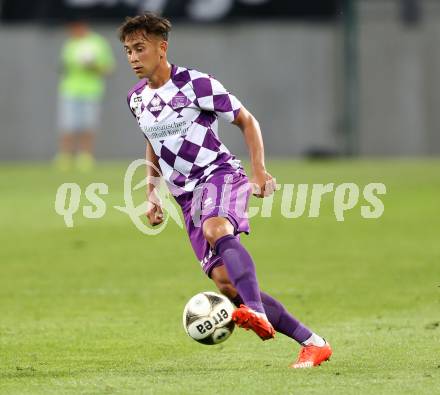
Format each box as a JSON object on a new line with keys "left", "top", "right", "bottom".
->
{"left": 145, "top": 140, "right": 164, "bottom": 226}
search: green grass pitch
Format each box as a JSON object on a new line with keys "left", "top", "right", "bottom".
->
{"left": 0, "top": 159, "right": 439, "bottom": 394}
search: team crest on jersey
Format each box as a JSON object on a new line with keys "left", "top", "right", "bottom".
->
{"left": 170, "top": 92, "right": 190, "bottom": 109}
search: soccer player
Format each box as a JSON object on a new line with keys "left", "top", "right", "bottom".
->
{"left": 55, "top": 19, "right": 115, "bottom": 172}
{"left": 119, "top": 13, "right": 332, "bottom": 368}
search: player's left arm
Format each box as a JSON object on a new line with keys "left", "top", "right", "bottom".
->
{"left": 191, "top": 73, "right": 276, "bottom": 197}
{"left": 233, "top": 107, "right": 277, "bottom": 198}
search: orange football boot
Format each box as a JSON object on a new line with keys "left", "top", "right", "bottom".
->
{"left": 290, "top": 342, "right": 332, "bottom": 368}
{"left": 232, "top": 304, "right": 275, "bottom": 340}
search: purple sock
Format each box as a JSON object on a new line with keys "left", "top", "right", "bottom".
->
{"left": 214, "top": 235, "right": 265, "bottom": 313}
{"left": 231, "top": 292, "right": 312, "bottom": 344}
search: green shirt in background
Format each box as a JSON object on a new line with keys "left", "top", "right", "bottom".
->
{"left": 59, "top": 32, "right": 115, "bottom": 100}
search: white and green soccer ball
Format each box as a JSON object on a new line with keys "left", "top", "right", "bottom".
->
{"left": 77, "top": 44, "right": 96, "bottom": 66}
{"left": 183, "top": 292, "right": 235, "bottom": 345}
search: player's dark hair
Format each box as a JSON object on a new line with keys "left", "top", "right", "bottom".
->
{"left": 118, "top": 12, "right": 172, "bottom": 42}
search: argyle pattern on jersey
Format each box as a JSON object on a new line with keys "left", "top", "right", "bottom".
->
{"left": 127, "top": 65, "right": 242, "bottom": 195}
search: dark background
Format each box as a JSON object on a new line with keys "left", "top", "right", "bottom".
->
{"left": 0, "top": 0, "right": 339, "bottom": 23}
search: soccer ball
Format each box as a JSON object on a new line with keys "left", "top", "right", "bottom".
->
{"left": 183, "top": 292, "right": 235, "bottom": 345}
{"left": 77, "top": 45, "right": 96, "bottom": 66}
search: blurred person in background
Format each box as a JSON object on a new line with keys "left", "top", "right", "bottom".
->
{"left": 55, "top": 19, "right": 115, "bottom": 172}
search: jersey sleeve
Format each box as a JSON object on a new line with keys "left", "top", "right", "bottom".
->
{"left": 60, "top": 41, "right": 76, "bottom": 71}
{"left": 126, "top": 93, "right": 135, "bottom": 118}
{"left": 191, "top": 73, "right": 242, "bottom": 123}
{"left": 126, "top": 79, "right": 148, "bottom": 118}
{"left": 96, "top": 36, "right": 115, "bottom": 73}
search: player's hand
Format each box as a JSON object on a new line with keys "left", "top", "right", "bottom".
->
{"left": 145, "top": 200, "right": 164, "bottom": 226}
{"left": 250, "top": 170, "right": 278, "bottom": 198}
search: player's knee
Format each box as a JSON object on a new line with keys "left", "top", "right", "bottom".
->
{"left": 203, "top": 227, "right": 218, "bottom": 246}
{"left": 202, "top": 217, "right": 234, "bottom": 247}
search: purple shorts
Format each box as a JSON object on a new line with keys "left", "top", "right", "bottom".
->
{"left": 175, "top": 168, "right": 251, "bottom": 277}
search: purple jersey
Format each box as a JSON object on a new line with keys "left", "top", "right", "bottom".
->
{"left": 127, "top": 64, "right": 243, "bottom": 196}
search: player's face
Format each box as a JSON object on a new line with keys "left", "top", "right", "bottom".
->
{"left": 123, "top": 32, "right": 166, "bottom": 79}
